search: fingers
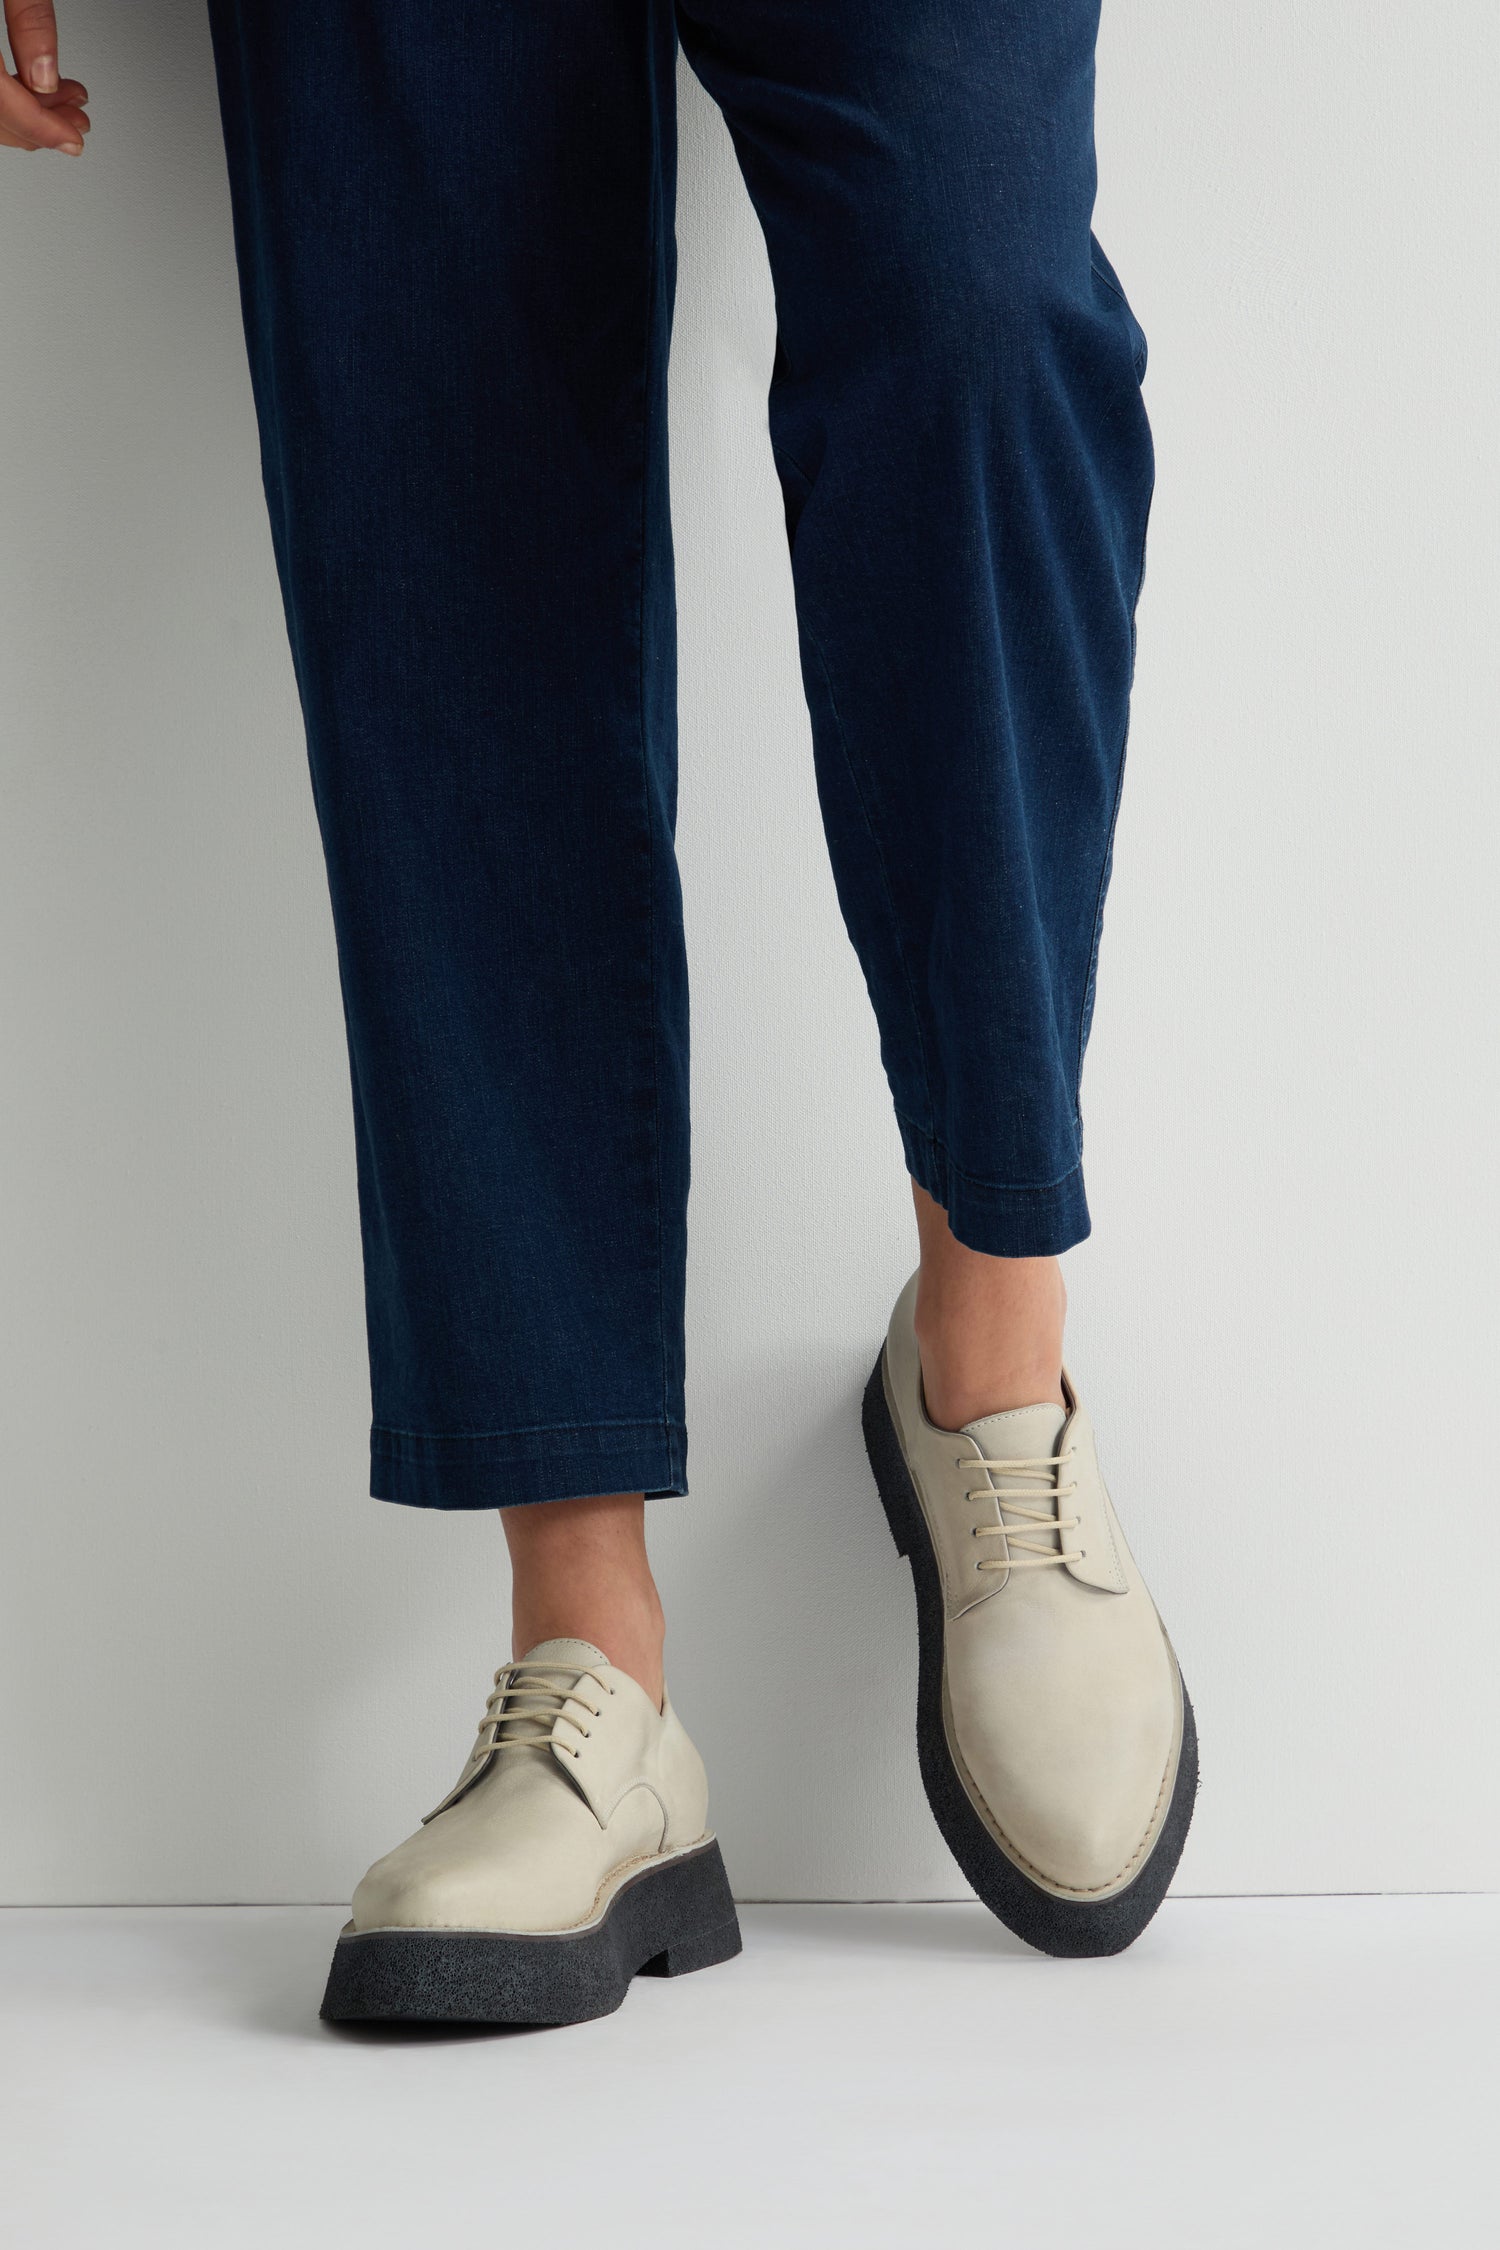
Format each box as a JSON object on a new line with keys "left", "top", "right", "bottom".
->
{"left": 3, "top": 0, "right": 86, "bottom": 153}
{"left": 39, "top": 81, "right": 87, "bottom": 130}
{"left": 5, "top": 0, "right": 60, "bottom": 94}
{"left": 0, "top": 69, "right": 86, "bottom": 153}
{"left": 0, "top": 74, "right": 83, "bottom": 150}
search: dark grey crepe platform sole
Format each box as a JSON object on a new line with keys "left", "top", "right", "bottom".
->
{"left": 320, "top": 1838, "right": 742, "bottom": 2026}
{"left": 862, "top": 1352, "right": 1199, "bottom": 1958}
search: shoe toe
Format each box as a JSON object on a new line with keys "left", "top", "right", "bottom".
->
{"left": 348, "top": 1806, "right": 608, "bottom": 1935}
{"left": 986, "top": 1768, "right": 1169, "bottom": 1896}
{"left": 350, "top": 1838, "right": 494, "bottom": 1932}
{"left": 950, "top": 1627, "right": 1181, "bottom": 1898}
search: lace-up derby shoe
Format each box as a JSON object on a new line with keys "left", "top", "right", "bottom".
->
{"left": 863, "top": 1276, "right": 1198, "bottom": 1956}
{"left": 321, "top": 1638, "right": 741, "bottom": 2024}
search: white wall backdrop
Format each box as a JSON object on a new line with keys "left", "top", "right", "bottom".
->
{"left": 1, "top": 1, "right": 1496, "bottom": 1905}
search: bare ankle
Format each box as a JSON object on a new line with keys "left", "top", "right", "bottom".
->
{"left": 502, "top": 1491, "right": 667, "bottom": 1710}
{"left": 911, "top": 1181, "right": 1066, "bottom": 1429}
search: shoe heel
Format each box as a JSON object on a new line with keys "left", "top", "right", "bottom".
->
{"left": 862, "top": 1353, "right": 911, "bottom": 1558}
{"left": 642, "top": 1918, "right": 743, "bottom": 1979}
{"left": 635, "top": 1839, "right": 742, "bottom": 1981}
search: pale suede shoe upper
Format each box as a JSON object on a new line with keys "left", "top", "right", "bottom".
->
{"left": 350, "top": 1639, "right": 711, "bottom": 1937}
{"left": 885, "top": 1276, "right": 1181, "bottom": 1899}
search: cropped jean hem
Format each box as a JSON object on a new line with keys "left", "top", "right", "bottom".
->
{"left": 370, "top": 1419, "right": 688, "bottom": 1512}
{"left": 898, "top": 1113, "right": 1092, "bottom": 1260}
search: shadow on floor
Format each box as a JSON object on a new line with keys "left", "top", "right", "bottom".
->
{"left": 84, "top": 1897, "right": 1035, "bottom": 2051}
{"left": 741, "top": 1900, "right": 1035, "bottom": 1964}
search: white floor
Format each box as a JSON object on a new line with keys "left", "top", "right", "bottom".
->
{"left": 1, "top": 1897, "right": 1493, "bottom": 2249}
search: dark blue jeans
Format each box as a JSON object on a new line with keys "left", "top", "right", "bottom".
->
{"left": 207, "top": 0, "right": 1153, "bottom": 1511}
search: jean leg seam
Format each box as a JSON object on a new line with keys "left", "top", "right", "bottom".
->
{"left": 796, "top": 609, "right": 939, "bottom": 1146}
{"left": 637, "top": 63, "right": 672, "bottom": 1455}
{"left": 1089, "top": 253, "right": 1149, "bottom": 381}
{"left": 1074, "top": 472, "right": 1157, "bottom": 1124}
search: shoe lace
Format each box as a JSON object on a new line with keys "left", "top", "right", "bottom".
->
{"left": 959, "top": 1445, "right": 1084, "bottom": 1572}
{"left": 471, "top": 1660, "right": 614, "bottom": 1764}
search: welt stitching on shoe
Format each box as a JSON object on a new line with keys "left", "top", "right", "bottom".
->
{"left": 950, "top": 1709, "right": 1178, "bottom": 1899}
{"left": 402, "top": 1837, "right": 713, "bottom": 1937}
{"left": 570, "top": 1836, "right": 712, "bottom": 1932}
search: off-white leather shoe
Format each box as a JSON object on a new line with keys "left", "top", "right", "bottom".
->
{"left": 863, "top": 1275, "right": 1198, "bottom": 1955}
{"left": 320, "top": 1638, "right": 740, "bottom": 2023}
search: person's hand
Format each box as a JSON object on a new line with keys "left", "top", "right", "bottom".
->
{"left": 2, "top": 1, "right": 89, "bottom": 155}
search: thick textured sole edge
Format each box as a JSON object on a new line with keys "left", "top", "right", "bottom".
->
{"left": 319, "top": 1838, "right": 742, "bottom": 2026}
{"left": 862, "top": 1352, "right": 1199, "bottom": 1958}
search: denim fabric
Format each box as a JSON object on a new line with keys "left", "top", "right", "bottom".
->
{"left": 207, "top": 0, "right": 1154, "bottom": 1511}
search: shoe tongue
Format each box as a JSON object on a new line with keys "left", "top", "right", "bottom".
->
{"left": 961, "top": 1400, "right": 1068, "bottom": 1462}
{"left": 516, "top": 1637, "right": 610, "bottom": 1671}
